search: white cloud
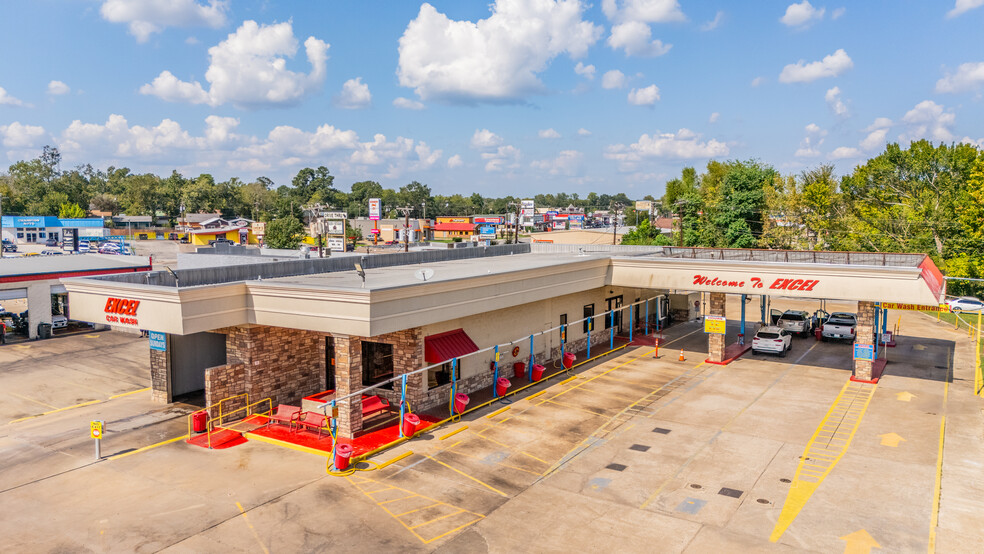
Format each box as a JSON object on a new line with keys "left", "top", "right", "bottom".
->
{"left": 574, "top": 62, "right": 596, "bottom": 79}
{"left": 860, "top": 129, "right": 888, "bottom": 151}
{"left": 751, "top": 76, "right": 765, "bottom": 87}
{"left": 605, "top": 129, "right": 728, "bottom": 169}
{"left": 961, "top": 137, "right": 984, "bottom": 148}
{"left": 795, "top": 146, "right": 821, "bottom": 158}
{"left": 602, "top": 69, "right": 627, "bottom": 89}
{"left": 393, "top": 97, "right": 425, "bottom": 110}
{"left": 608, "top": 21, "right": 672, "bottom": 57}
{"left": 0, "top": 86, "right": 26, "bottom": 107}
{"left": 334, "top": 78, "right": 371, "bottom": 109}
{"left": 203, "top": 115, "right": 244, "bottom": 146}
{"left": 0, "top": 122, "right": 46, "bottom": 148}
{"left": 531, "top": 149, "right": 583, "bottom": 176}
{"left": 538, "top": 128, "right": 561, "bottom": 139}
{"left": 60, "top": 114, "right": 203, "bottom": 159}
{"left": 947, "top": 0, "right": 984, "bottom": 18}
{"left": 627, "top": 84, "right": 660, "bottom": 106}
{"left": 935, "top": 62, "right": 984, "bottom": 93}
{"left": 796, "top": 123, "right": 826, "bottom": 157}
{"left": 471, "top": 129, "right": 503, "bottom": 150}
{"left": 829, "top": 146, "right": 861, "bottom": 159}
{"left": 825, "top": 86, "right": 848, "bottom": 116}
{"left": 701, "top": 11, "right": 724, "bottom": 31}
{"left": 447, "top": 154, "right": 463, "bottom": 168}
{"left": 481, "top": 145, "right": 521, "bottom": 172}
{"left": 577, "top": 128, "right": 592, "bottom": 136}
{"left": 601, "top": 0, "right": 686, "bottom": 23}
{"left": 864, "top": 117, "right": 893, "bottom": 132}
{"left": 831, "top": 7, "right": 846, "bottom": 19}
{"left": 140, "top": 20, "right": 330, "bottom": 109}
{"left": 185, "top": 36, "right": 200, "bottom": 45}
{"left": 780, "top": 1, "right": 825, "bottom": 27}
{"left": 805, "top": 123, "right": 826, "bottom": 136}
{"left": 901, "top": 100, "right": 955, "bottom": 142}
{"left": 100, "top": 0, "right": 227, "bottom": 43}
{"left": 396, "top": 1, "right": 602, "bottom": 103}
{"left": 709, "top": 112, "right": 720, "bottom": 123}
{"left": 779, "top": 49, "right": 853, "bottom": 83}
{"left": 47, "top": 80, "right": 71, "bottom": 95}
{"left": 349, "top": 134, "right": 442, "bottom": 177}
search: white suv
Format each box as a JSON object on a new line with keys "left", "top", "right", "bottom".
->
{"left": 777, "top": 310, "right": 814, "bottom": 338}
{"left": 753, "top": 326, "right": 793, "bottom": 357}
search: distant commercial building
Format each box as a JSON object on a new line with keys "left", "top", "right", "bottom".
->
{"left": 433, "top": 217, "right": 476, "bottom": 239}
{"left": 1, "top": 216, "right": 107, "bottom": 244}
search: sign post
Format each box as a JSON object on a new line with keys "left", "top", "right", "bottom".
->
{"left": 90, "top": 420, "right": 104, "bottom": 460}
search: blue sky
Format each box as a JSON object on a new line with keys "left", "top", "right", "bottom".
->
{"left": 1, "top": 0, "right": 983, "bottom": 198}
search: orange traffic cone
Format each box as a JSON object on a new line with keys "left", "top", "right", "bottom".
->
{"left": 653, "top": 344, "right": 660, "bottom": 359}
{"left": 679, "top": 349, "right": 685, "bottom": 362}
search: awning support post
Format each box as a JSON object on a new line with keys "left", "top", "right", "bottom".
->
{"left": 398, "top": 374, "right": 407, "bottom": 437}
{"left": 529, "top": 334, "right": 535, "bottom": 383}
{"left": 741, "top": 294, "right": 746, "bottom": 338}
{"left": 629, "top": 304, "right": 634, "bottom": 343}
{"left": 492, "top": 345, "right": 500, "bottom": 398}
{"left": 645, "top": 299, "right": 650, "bottom": 336}
{"left": 609, "top": 311, "right": 614, "bottom": 350}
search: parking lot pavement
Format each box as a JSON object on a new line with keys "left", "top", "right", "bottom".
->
{"left": 1, "top": 307, "right": 982, "bottom": 552}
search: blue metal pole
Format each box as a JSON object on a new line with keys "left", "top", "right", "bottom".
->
{"left": 330, "top": 399, "right": 337, "bottom": 440}
{"left": 609, "top": 311, "right": 614, "bottom": 350}
{"left": 873, "top": 307, "right": 880, "bottom": 359}
{"left": 587, "top": 319, "right": 591, "bottom": 358}
{"left": 529, "top": 334, "right": 535, "bottom": 383}
{"left": 398, "top": 374, "right": 407, "bottom": 437}
{"left": 493, "top": 345, "right": 500, "bottom": 398}
{"left": 645, "top": 300, "right": 650, "bottom": 336}
{"left": 629, "top": 304, "right": 634, "bottom": 343}
{"left": 656, "top": 297, "right": 661, "bottom": 333}
{"left": 741, "top": 294, "right": 746, "bottom": 339}
{"left": 761, "top": 295, "right": 766, "bottom": 325}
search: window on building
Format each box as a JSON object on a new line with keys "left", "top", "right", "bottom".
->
{"left": 39, "top": 232, "right": 46, "bottom": 238}
{"left": 428, "top": 361, "right": 458, "bottom": 390}
{"left": 559, "top": 313, "right": 567, "bottom": 342}
{"left": 361, "top": 341, "right": 394, "bottom": 389}
{"left": 583, "top": 304, "right": 594, "bottom": 333}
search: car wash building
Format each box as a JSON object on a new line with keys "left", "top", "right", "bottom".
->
{"left": 62, "top": 245, "right": 944, "bottom": 439}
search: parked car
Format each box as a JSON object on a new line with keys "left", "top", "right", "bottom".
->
{"left": 752, "top": 326, "right": 793, "bottom": 357}
{"left": 51, "top": 315, "right": 68, "bottom": 329}
{"left": 98, "top": 243, "right": 121, "bottom": 254}
{"left": 208, "top": 238, "right": 236, "bottom": 246}
{"left": 776, "top": 310, "right": 814, "bottom": 337}
{"left": 820, "top": 312, "right": 857, "bottom": 341}
{"left": 78, "top": 240, "right": 90, "bottom": 253}
{"left": 44, "top": 237, "right": 59, "bottom": 247}
{"left": 41, "top": 249, "right": 63, "bottom": 256}
{"left": 945, "top": 296, "right": 984, "bottom": 313}
{"left": 2, "top": 239, "right": 16, "bottom": 253}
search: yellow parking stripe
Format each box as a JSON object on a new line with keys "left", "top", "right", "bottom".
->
{"left": 769, "top": 380, "right": 877, "bottom": 542}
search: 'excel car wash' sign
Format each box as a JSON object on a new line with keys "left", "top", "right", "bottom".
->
{"left": 104, "top": 297, "right": 140, "bottom": 325}
{"left": 691, "top": 275, "right": 820, "bottom": 292}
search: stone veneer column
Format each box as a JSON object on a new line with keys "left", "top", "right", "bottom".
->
{"left": 853, "top": 301, "right": 876, "bottom": 381}
{"left": 333, "top": 334, "right": 363, "bottom": 438}
{"left": 393, "top": 328, "right": 425, "bottom": 410}
{"left": 707, "top": 292, "right": 726, "bottom": 363}
{"left": 149, "top": 344, "right": 170, "bottom": 403}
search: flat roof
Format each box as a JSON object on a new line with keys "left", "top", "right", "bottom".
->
{"left": 0, "top": 254, "right": 152, "bottom": 283}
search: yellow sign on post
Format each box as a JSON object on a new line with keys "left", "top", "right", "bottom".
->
{"left": 704, "top": 315, "right": 727, "bottom": 334}
{"left": 90, "top": 420, "right": 103, "bottom": 440}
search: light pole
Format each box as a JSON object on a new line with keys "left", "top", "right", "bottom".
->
{"left": 611, "top": 202, "right": 623, "bottom": 245}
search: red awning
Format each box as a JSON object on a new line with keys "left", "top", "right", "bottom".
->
{"left": 433, "top": 223, "right": 476, "bottom": 232}
{"left": 424, "top": 329, "right": 479, "bottom": 364}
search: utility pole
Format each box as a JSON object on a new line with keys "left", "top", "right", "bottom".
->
{"left": 674, "top": 199, "right": 687, "bottom": 247}
{"left": 611, "top": 202, "right": 623, "bottom": 245}
{"left": 421, "top": 201, "right": 427, "bottom": 241}
{"left": 507, "top": 201, "right": 521, "bottom": 244}
{"left": 0, "top": 195, "right": 5, "bottom": 260}
{"left": 395, "top": 206, "right": 413, "bottom": 253}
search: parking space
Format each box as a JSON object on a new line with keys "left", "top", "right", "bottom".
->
{"left": 0, "top": 306, "right": 982, "bottom": 551}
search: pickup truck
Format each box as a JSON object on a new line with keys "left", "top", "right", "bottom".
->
{"left": 776, "top": 310, "right": 814, "bottom": 338}
{"left": 820, "top": 312, "right": 856, "bottom": 341}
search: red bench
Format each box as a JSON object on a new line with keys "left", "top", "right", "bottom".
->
{"left": 362, "top": 395, "right": 390, "bottom": 418}
{"left": 293, "top": 411, "right": 331, "bottom": 439}
{"left": 268, "top": 404, "right": 301, "bottom": 428}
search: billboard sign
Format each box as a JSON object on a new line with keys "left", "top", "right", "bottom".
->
{"left": 552, "top": 221, "right": 566, "bottom": 230}
{"left": 635, "top": 200, "right": 653, "bottom": 211}
{"left": 368, "top": 198, "right": 381, "bottom": 221}
{"left": 325, "top": 220, "right": 345, "bottom": 234}
{"left": 474, "top": 216, "right": 503, "bottom": 224}
{"left": 327, "top": 237, "right": 345, "bottom": 252}
{"left": 569, "top": 214, "right": 585, "bottom": 221}
{"left": 478, "top": 225, "right": 496, "bottom": 238}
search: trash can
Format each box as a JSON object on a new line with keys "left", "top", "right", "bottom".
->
{"left": 192, "top": 410, "right": 208, "bottom": 433}
{"left": 334, "top": 443, "right": 354, "bottom": 471}
{"left": 496, "top": 377, "right": 511, "bottom": 397}
{"left": 453, "top": 393, "right": 470, "bottom": 414}
{"left": 531, "top": 364, "right": 546, "bottom": 382}
{"left": 513, "top": 362, "right": 526, "bottom": 380}
{"left": 563, "top": 352, "right": 576, "bottom": 369}
{"left": 37, "top": 322, "right": 52, "bottom": 339}
{"left": 402, "top": 413, "right": 420, "bottom": 437}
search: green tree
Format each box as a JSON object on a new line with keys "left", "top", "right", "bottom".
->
{"left": 620, "top": 218, "right": 672, "bottom": 245}
{"left": 264, "top": 216, "right": 304, "bottom": 249}
{"left": 58, "top": 202, "right": 87, "bottom": 218}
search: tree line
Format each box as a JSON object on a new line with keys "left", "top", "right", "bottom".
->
{"left": 620, "top": 140, "right": 984, "bottom": 297}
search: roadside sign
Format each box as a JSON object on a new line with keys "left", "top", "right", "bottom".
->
{"left": 148, "top": 331, "right": 166, "bottom": 351}
{"left": 369, "top": 228, "right": 380, "bottom": 235}
{"left": 90, "top": 420, "right": 104, "bottom": 439}
{"left": 853, "top": 343, "right": 875, "bottom": 361}
{"left": 704, "top": 315, "right": 726, "bottom": 334}
{"left": 881, "top": 302, "right": 950, "bottom": 313}
{"left": 635, "top": 200, "right": 652, "bottom": 211}
{"left": 327, "top": 237, "right": 345, "bottom": 252}
{"left": 369, "top": 198, "right": 381, "bottom": 221}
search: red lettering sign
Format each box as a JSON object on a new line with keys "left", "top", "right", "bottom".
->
{"left": 104, "top": 297, "right": 140, "bottom": 321}
{"left": 693, "top": 275, "right": 819, "bottom": 292}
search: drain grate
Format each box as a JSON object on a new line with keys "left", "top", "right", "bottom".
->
{"left": 606, "top": 463, "right": 627, "bottom": 472}
{"left": 629, "top": 444, "right": 651, "bottom": 452}
{"left": 757, "top": 498, "right": 770, "bottom": 504}
{"left": 718, "top": 487, "right": 743, "bottom": 498}
{"left": 689, "top": 483, "right": 702, "bottom": 489}
{"left": 779, "top": 478, "right": 791, "bottom": 483}
{"left": 652, "top": 427, "right": 671, "bottom": 434}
